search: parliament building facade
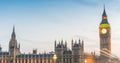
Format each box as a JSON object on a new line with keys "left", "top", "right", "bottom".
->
{"left": 0, "top": 7, "right": 120, "bottom": 63}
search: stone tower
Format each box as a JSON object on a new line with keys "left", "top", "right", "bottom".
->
{"left": 72, "top": 39, "right": 84, "bottom": 63}
{"left": 99, "top": 6, "right": 111, "bottom": 62}
{"left": 55, "top": 40, "right": 67, "bottom": 63}
{"left": 9, "top": 26, "right": 21, "bottom": 63}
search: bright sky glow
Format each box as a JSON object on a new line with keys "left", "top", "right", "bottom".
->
{"left": 0, "top": 0, "right": 120, "bottom": 57}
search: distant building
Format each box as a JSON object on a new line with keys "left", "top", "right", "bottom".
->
{"left": 0, "top": 27, "right": 54, "bottom": 63}
{"left": 54, "top": 7, "right": 120, "bottom": 63}
{"left": 55, "top": 39, "right": 84, "bottom": 63}
{"left": 99, "top": 6, "right": 111, "bottom": 63}
{"left": 0, "top": 6, "right": 120, "bottom": 63}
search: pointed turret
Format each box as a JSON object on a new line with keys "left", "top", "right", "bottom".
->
{"left": 9, "top": 26, "right": 17, "bottom": 47}
{"left": 100, "top": 5, "right": 109, "bottom": 26}
{"left": 9, "top": 26, "right": 17, "bottom": 50}
{"left": 101, "top": 5, "right": 109, "bottom": 24}
{"left": 11, "top": 26, "right": 16, "bottom": 39}
{"left": 102, "top": 5, "right": 107, "bottom": 17}
{"left": 55, "top": 40, "right": 56, "bottom": 48}
{"left": 65, "top": 41, "right": 67, "bottom": 47}
{"left": 9, "top": 26, "right": 21, "bottom": 62}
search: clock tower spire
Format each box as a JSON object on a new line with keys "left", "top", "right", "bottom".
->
{"left": 99, "top": 6, "right": 111, "bottom": 60}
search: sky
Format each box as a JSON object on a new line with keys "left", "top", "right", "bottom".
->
{"left": 0, "top": 0, "right": 120, "bottom": 58}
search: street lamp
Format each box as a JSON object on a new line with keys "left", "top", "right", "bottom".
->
{"left": 85, "top": 59, "right": 87, "bottom": 63}
{"left": 53, "top": 54, "right": 57, "bottom": 63}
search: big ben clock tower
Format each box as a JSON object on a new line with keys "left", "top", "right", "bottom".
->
{"left": 99, "top": 7, "right": 111, "bottom": 60}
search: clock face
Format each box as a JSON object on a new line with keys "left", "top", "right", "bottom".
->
{"left": 101, "top": 28, "right": 107, "bottom": 34}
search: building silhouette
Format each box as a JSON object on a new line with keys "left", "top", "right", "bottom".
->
{"left": 0, "top": 27, "right": 54, "bottom": 63}
{"left": 55, "top": 39, "right": 84, "bottom": 63}
{"left": 54, "top": 7, "right": 120, "bottom": 63}
{"left": 0, "top": 7, "right": 120, "bottom": 63}
{"left": 99, "top": 7, "right": 111, "bottom": 63}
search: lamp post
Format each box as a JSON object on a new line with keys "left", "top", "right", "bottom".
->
{"left": 85, "top": 59, "right": 87, "bottom": 63}
{"left": 53, "top": 54, "right": 57, "bottom": 63}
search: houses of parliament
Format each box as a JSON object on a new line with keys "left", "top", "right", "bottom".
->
{"left": 0, "top": 7, "right": 120, "bottom": 63}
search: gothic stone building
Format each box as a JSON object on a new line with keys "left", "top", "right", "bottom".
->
{"left": 54, "top": 7, "right": 120, "bottom": 63}
{"left": 0, "top": 7, "right": 120, "bottom": 63}
{"left": 55, "top": 39, "right": 84, "bottom": 63}
{"left": 0, "top": 27, "right": 85, "bottom": 63}
{"left": 0, "top": 27, "right": 54, "bottom": 63}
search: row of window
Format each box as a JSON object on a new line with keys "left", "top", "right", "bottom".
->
{"left": 0, "top": 58, "right": 54, "bottom": 63}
